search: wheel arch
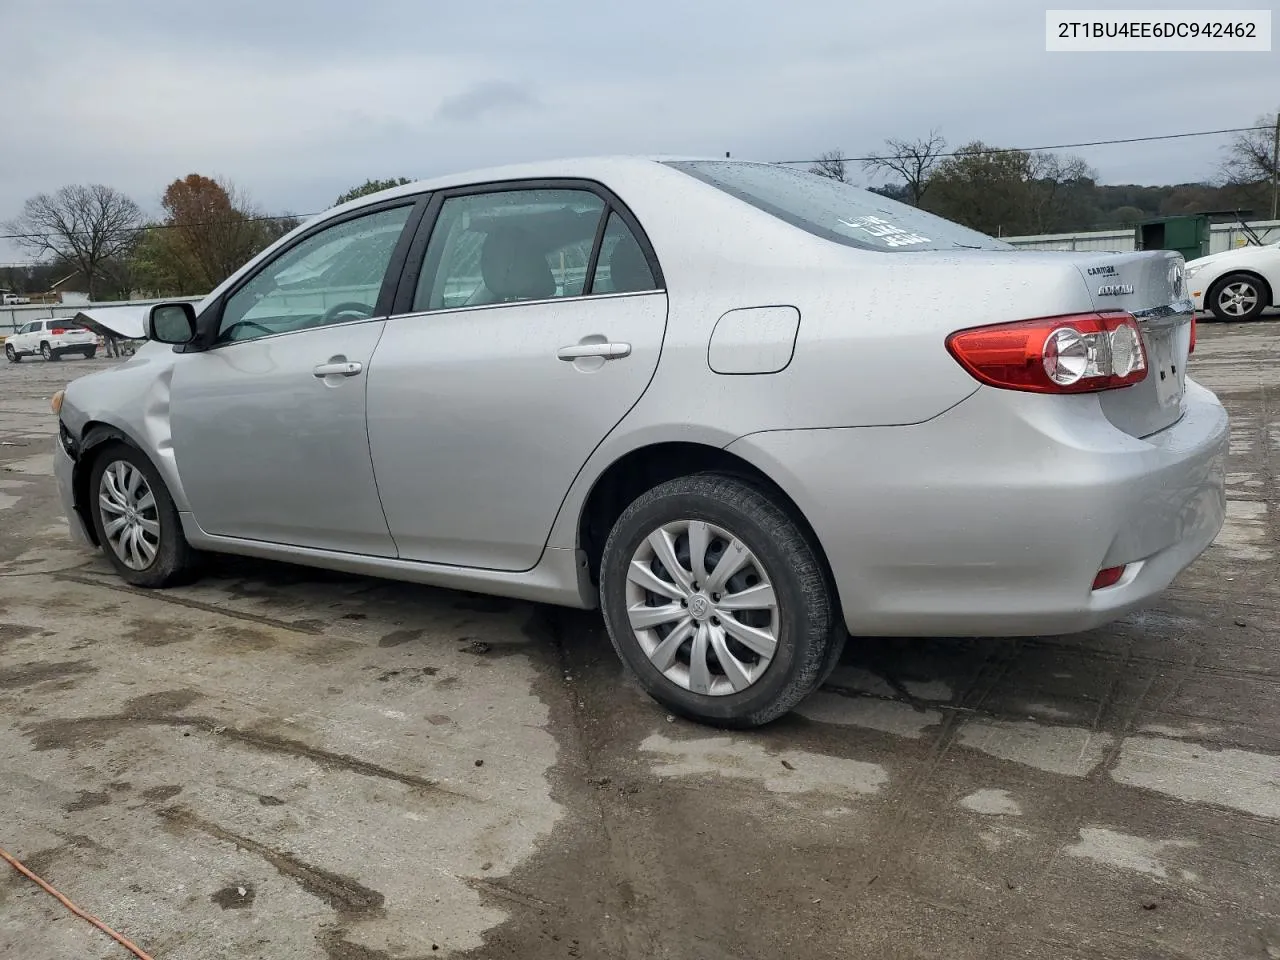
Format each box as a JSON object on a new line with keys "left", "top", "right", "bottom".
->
{"left": 70, "top": 422, "right": 146, "bottom": 547}
{"left": 576, "top": 441, "right": 838, "bottom": 607}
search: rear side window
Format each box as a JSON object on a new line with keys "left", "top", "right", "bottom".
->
{"left": 589, "top": 213, "right": 657, "bottom": 295}
{"left": 664, "top": 160, "right": 1011, "bottom": 253}
{"left": 414, "top": 189, "right": 605, "bottom": 311}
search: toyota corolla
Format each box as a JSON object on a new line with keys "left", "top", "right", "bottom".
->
{"left": 50, "top": 157, "right": 1228, "bottom": 727}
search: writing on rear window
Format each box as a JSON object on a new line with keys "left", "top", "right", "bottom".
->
{"left": 838, "top": 215, "right": 931, "bottom": 247}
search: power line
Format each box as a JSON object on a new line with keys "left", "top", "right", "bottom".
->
{"left": 774, "top": 125, "right": 1272, "bottom": 166}
{"left": 2, "top": 123, "right": 1270, "bottom": 245}
{"left": 0, "top": 211, "right": 316, "bottom": 243}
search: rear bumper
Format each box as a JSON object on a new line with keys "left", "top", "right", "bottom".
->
{"left": 727, "top": 379, "right": 1228, "bottom": 637}
{"left": 49, "top": 338, "right": 97, "bottom": 352}
{"left": 54, "top": 437, "right": 94, "bottom": 547}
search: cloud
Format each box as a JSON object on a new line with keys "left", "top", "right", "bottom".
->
{"left": 0, "top": 0, "right": 1276, "bottom": 264}
{"left": 434, "top": 80, "right": 539, "bottom": 123}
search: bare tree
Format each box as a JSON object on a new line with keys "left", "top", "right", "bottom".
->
{"left": 808, "top": 151, "right": 849, "bottom": 183}
{"left": 1027, "top": 153, "right": 1097, "bottom": 234}
{"left": 1220, "top": 111, "right": 1279, "bottom": 218}
{"left": 4, "top": 185, "right": 142, "bottom": 299}
{"left": 862, "top": 130, "right": 948, "bottom": 205}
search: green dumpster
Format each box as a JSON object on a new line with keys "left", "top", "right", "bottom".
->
{"left": 1135, "top": 215, "right": 1210, "bottom": 261}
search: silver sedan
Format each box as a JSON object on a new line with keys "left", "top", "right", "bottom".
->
{"left": 52, "top": 157, "right": 1228, "bottom": 727}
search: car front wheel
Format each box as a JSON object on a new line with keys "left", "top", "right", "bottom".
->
{"left": 88, "top": 443, "right": 198, "bottom": 587}
{"left": 599, "top": 473, "right": 842, "bottom": 728}
{"left": 1209, "top": 273, "right": 1268, "bottom": 322}
{"left": 4, "top": 344, "right": 18, "bottom": 363}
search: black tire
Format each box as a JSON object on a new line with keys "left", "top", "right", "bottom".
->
{"left": 40, "top": 342, "right": 58, "bottom": 361}
{"left": 1208, "top": 272, "right": 1269, "bottom": 323}
{"left": 600, "top": 473, "right": 839, "bottom": 728}
{"left": 83, "top": 348, "right": 97, "bottom": 359}
{"left": 4, "top": 344, "right": 18, "bottom": 363}
{"left": 88, "top": 442, "right": 199, "bottom": 588}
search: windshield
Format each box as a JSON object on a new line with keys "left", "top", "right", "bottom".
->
{"left": 665, "top": 160, "right": 1011, "bottom": 253}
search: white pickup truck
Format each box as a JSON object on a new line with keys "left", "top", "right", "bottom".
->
{"left": 1, "top": 293, "right": 31, "bottom": 305}
{"left": 4, "top": 318, "right": 98, "bottom": 362}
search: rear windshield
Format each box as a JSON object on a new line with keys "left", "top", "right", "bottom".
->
{"left": 664, "top": 160, "right": 1011, "bottom": 253}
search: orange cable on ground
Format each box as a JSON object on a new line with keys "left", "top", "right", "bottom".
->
{"left": 0, "top": 844, "right": 156, "bottom": 960}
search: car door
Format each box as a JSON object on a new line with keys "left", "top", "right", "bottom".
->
{"left": 18, "top": 321, "right": 40, "bottom": 352}
{"left": 366, "top": 183, "right": 668, "bottom": 570}
{"left": 168, "top": 199, "right": 422, "bottom": 555}
{"left": 10, "top": 322, "right": 31, "bottom": 352}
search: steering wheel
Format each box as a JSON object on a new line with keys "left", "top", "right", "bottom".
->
{"left": 321, "top": 301, "right": 375, "bottom": 323}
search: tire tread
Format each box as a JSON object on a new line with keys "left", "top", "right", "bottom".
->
{"left": 600, "top": 471, "right": 839, "bottom": 728}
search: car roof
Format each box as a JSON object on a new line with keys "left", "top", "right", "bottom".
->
{"left": 325, "top": 155, "right": 738, "bottom": 218}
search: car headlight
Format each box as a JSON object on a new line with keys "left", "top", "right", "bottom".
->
{"left": 50, "top": 389, "right": 65, "bottom": 415}
{"left": 1184, "top": 263, "right": 1204, "bottom": 278}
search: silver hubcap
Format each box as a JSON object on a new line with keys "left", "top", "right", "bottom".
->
{"left": 626, "top": 519, "right": 779, "bottom": 696}
{"left": 98, "top": 461, "right": 160, "bottom": 570}
{"left": 1218, "top": 281, "right": 1259, "bottom": 317}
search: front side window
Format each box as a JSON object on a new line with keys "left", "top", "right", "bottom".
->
{"left": 217, "top": 205, "right": 413, "bottom": 344}
{"left": 413, "top": 189, "right": 605, "bottom": 311}
{"left": 665, "top": 160, "right": 1010, "bottom": 253}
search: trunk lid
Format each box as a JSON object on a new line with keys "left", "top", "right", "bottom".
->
{"left": 1068, "top": 249, "right": 1193, "bottom": 438}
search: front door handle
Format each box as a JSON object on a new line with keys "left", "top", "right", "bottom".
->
{"left": 313, "top": 360, "right": 363, "bottom": 378}
{"left": 556, "top": 342, "right": 631, "bottom": 361}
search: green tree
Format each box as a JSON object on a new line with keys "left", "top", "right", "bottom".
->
{"left": 922, "top": 142, "right": 1096, "bottom": 236}
{"left": 334, "top": 177, "right": 413, "bottom": 206}
{"left": 130, "top": 175, "right": 297, "bottom": 296}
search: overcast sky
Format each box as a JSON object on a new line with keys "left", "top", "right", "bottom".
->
{"left": 1, "top": 0, "right": 1275, "bottom": 263}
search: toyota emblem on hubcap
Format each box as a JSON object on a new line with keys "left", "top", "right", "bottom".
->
{"left": 690, "top": 595, "right": 710, "bottom": 618}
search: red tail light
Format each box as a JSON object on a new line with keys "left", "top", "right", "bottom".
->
{"left": 946, "top": 312, "right": 1148, "bottom": 394}
{"left": 1188, "top": 317, "right": 1196, "bottom": 355}
{"left": 1092, "top": 565, "right": 1126, "bottom": 590}
{"left": 51, "top": 327, "right": 66, "bottom": 335}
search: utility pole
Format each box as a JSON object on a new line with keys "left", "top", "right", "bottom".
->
{"left": 1272, "top": 113, "right": 1279, "bottom": 220}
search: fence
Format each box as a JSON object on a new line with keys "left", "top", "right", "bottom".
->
{"left": 1004, "top": 219, "right": 1280, "bottom": 254}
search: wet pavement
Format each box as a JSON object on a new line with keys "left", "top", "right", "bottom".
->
{"left": 1, "top": 319, "right": 1278, "bottom": 959}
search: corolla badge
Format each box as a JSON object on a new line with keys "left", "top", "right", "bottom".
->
{"left": 1098, "top": 283, "right": 1135, "bottom": 297}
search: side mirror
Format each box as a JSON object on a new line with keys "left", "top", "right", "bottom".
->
{"left": 148, "top": 303, "right": 198, "bottom": 344}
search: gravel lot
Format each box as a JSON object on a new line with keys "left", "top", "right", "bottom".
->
{"left": 2, "top": 320, "right": 1278, "bottom": 960}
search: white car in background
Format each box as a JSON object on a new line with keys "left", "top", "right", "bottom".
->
{"left": 1185, "top": 240, "right": 1280, "bottom": 322}
{"left": 4, "top": 318, "right": 99, "bottom": 362}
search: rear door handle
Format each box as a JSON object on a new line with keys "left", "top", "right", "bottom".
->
{"left": 556, "top": 342, "right": 631, "bottom": 361}
{"left": 313, "top": 360, "right": 363, "bottom": 378}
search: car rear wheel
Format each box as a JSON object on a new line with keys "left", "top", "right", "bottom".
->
{"left": 599, "top": 473, "right": 840, "bottom": 728}
{"left": 4, "top": 344, "right": 18, "bottom": 363}
{"left": 83, "top": 348, "right": 96, "bottom": 359}
{"left": 88, "top": 443, "right": 199, "bottom": 587}
{"left": 40, "top": 342, "right": 58, "bottom": 361}
{"left": 1208, "top": 273, "right": 1268, "bottom": 322}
